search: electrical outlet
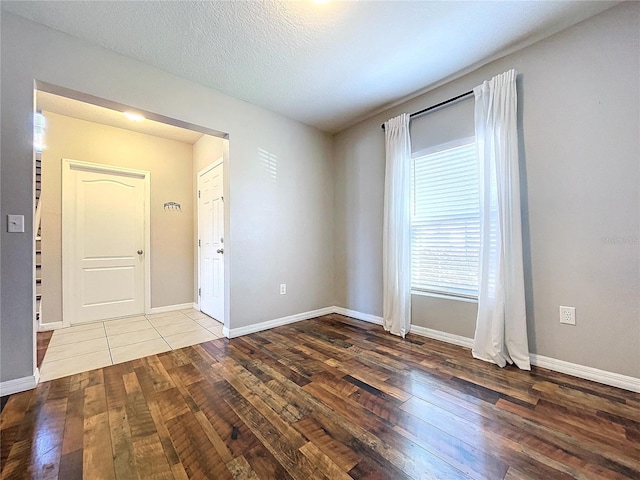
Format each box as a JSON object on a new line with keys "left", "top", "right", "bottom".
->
{"left": 280, "top": 283, "right": 286, "bottom": 295}
{"left": 559, "top": 306, "right": 576, "bottom": 325}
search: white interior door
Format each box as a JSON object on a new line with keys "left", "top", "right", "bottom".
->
{"left": 63, "top": 160, "right": 148, "bottom": 325}
{"left": 198, "top": 161, "right": 224, "bottom": 322}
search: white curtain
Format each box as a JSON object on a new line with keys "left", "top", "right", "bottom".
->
{"left": 472, "top": 69, "right": 531, "bottom": 370}
{"left": 383, "top": 113, "right": 412, "bottom": 338}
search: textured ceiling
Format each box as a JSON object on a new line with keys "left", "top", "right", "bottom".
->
{"left": 37, "top": 91, "right": 204, "bottom": 145}
{"left": 4, "top": 1, "right": 617, "bottom": 133}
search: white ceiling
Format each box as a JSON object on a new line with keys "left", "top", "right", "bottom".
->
{"left": 37, "top": 91, "right": 204, "bottom": 145}
{"left": 4, "top": 1, "right": 617, "bottom": 133}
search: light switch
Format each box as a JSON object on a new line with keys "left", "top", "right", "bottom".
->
{"left": 7, "top": 214, "right": 25, "bottom": 233}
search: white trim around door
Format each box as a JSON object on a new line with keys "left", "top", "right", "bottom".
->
{"left": 62, "top": 159, "right": 151, "bottom": 327}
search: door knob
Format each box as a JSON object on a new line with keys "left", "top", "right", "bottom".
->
{"left": 216, "top": 248, "right": 224, "bottom": 254}
{"left": 137, "top": 250, "right": 143, "bottom": 255}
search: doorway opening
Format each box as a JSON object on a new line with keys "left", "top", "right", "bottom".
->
{"left": 33, "top": 81, "right": 229, "bottom": 380}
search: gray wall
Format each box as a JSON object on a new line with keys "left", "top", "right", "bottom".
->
{"left": 0, "top": 13, "right": 335, "bottom": 383}
{"left": 334, "top": 3, "right": 639, "bottom": 377}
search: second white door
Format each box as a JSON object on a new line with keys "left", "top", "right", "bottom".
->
{"left": 198, "top": 161, "right": 224, "bottom": 322}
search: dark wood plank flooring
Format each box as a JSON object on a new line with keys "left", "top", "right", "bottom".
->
{"left": 1, "top": 314, "right": 638, "bottom": 479}
{"left": 36, "top": 331, "right": 53, "bottom": 369}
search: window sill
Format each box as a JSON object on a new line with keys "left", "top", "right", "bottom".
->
{"left": 411, "top": 290, "right": 478, "bottom": 304}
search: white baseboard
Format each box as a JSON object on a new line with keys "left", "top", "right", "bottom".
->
{"left": 330, "top": 307, "right": 640, "bottom": 393}
{"left": 410, "top": 325, "right": 640, "bottom": 393}
{"left": 148, "top": 303, "right": 194, "bottom": 315}
{"left": 225, "top": 306, "right": 335, "bottom": 339}
{"left": 38, "top": 321, "right": 63, "bottom": 332}
{"left": 530, "top": 354, "right": 640, "bottom": 393}
{"left": 409, "top": 325, "right": 474, "bottom": 349}
{"left": 192, "top": 303, "right": 200, "bottom": 311}
{"left": 1, "top": 369, "right": 39, "bottom": 396}
{"left": 332, "top": 306, "right": 383, "bottom": 325}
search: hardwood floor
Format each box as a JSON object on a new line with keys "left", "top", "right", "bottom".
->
{"left": 36, "top": 331, "right": 53, "bottom": 369}
{"left": 1, "top": 314, "right": 638, "bottom": 479}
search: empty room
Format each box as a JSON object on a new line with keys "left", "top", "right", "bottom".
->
{"left": 1, "top": 1, "right": 638, "bottom": 479}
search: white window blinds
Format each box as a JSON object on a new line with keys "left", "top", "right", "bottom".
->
{"left": 411, "top": 139, "right": 480, "bottom": 298}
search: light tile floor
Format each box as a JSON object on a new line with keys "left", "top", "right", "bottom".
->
{"left": 40, "top": 308, "right": 224, "bottom": 381}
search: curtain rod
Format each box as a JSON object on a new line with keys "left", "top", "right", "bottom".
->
{"left": 381, "top": 90, "right": 474, "bottom": 130}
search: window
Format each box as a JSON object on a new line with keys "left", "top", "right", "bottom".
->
{"left": 411, "top": 138, "right": 479, "bottom": 299}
